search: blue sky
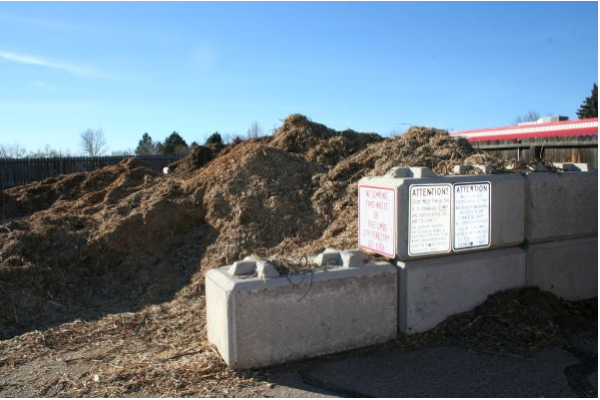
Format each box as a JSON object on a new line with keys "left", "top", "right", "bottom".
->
{"left": 0, "top": 2, "right": 597, "bottom": 154}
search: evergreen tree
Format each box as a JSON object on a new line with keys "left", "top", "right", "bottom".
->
{"left": 162, "top": 132, "right": 188, "bottom": 155}
{"left": 576, "top": 83, "right": 598, "bottom": 119}
{"left": 135, "top": 133, "right": 157, "bottom": 155}
{"left": 205, "top": 132, "right": 223, "bottom": 145}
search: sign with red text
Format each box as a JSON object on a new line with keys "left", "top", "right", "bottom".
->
{"left": 408, "top": 184, "right": 452, "bottom": 256}
{"left": 358, "top": 185, "right": 396, "bottom": 257}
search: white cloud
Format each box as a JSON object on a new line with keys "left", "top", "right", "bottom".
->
{"left": 0, "top": 51, "right": 105, "bottom": 78}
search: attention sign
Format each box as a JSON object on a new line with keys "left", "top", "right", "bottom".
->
{"left": 408, "top": 184, "right": 452, "bottom": 256}
{"left": 358, "top": 185, "right": 396, "bottom": 257}
{"left": 453, "top": 182, "right": 491, "bottom": 250}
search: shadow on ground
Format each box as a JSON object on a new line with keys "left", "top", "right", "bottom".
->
{"left": 249, "top": 343, "right": 598, "bottom": 398}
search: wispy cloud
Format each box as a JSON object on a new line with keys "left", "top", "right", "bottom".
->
{"left": 0, "top": 13, "right": 81, "bottom": 31}
{"left": 0, "top": 101, "right": 103, "bottom": 113}
{"left": 0, "top": 51, "right": 105, "bottom": 78}
{"left": 29, "top": 81, "right": 61, "bottom": 92}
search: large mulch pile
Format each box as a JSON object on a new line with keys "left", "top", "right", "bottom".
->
{"left": 0, "top": 114, "right": 595, "bottom": 397}
{"left": 392, "top": 287, "right": 597, "bottom": 357}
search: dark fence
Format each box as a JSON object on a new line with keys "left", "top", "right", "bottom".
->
{"left": 0, "top": 155, "right": 183, "bottom": 189}
{"left": 471, "top": 135, "right": 598, "bottom": 168}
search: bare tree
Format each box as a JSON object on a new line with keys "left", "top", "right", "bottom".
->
{"left": 514, "top": 110, "right": 541, "bottom": 124}
{"left": 0, "top": 142, "right": 28, "bottom": 158}
{"left": 111, "top": 149, "right": 134, "bottom": 156}
{"left": 219, "top": 132, "right": 240, "bottom": 145}
{"left": 79, "top": 128, "right": 108, "bottom": 156}
{"left": 246, "top": 121, "right": 263, "bottom": 139}
{"left": 29, "top": 144, "right": 58, "bottom": 157}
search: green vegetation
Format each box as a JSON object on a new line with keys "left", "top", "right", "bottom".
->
{"left": 576, "top": 83, "right": 598, "bottom": 119}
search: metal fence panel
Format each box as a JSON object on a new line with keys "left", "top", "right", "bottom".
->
{"left": 0, "top": 155, "right": 182, "bottom": 189}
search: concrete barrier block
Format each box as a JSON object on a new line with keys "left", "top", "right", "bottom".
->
{"left": 314, "top": 248, "right": 342, "bottom": 266}
{"left": 452, "top": 164, "right": 471, "bottom": 174}
{"left": 525, "top": 171, "right": 598, "bottom": 242}
{"left": 552, "top": 162, "right": 594, "bottom": 172}
{"left": 228, "top": 260, "right": 256, "bottom": 276}
{"left": 527, "top": 163, "right": 548, "bottom": 172}
{"left": 256, "top": 260, "right": 279, "bottom": 279}
{"left": 397, "top": 247, "right": 526, "bottom": 334}
{"left": 359, "top": 173, "right": 525, "bottom": 260}
{"left": 386, "top": 166, "right": 436, "bottom": 178}
{"left": 526, "top": 237, "right": 598, "bottom": 301}
{"left": 474, "top": 164, "right": 495, "bottom": 174}
{"left": 206, "top": 261, "right": 397, "bottom": 369}
{"left": 341, "top": 250, "right": 367, "bottom": 268}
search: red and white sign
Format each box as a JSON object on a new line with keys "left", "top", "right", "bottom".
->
{"left": 358, "top": 185, "right": 396, "bottom": 257}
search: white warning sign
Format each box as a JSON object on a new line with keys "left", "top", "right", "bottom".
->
{"left": 408, "top": 184, "right": 452, "bottom": 256}
{"left": 453, "top": 182, "right": 491, "bottom": 250}
{"left": 358, "top": 185, "right": 396, "bottom": 257}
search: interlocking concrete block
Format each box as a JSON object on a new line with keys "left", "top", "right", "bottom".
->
{"left": 359, "top": 172, "right": 525, "bottom": 260}
{"left": 527, "top": 163, "right": 548, "bottom": 172}
{"left": 452, "top": 164, "right": 471, "bottom": 174}
{"left": 473, "top": 164, "right": 495, "bottom": 174}
{"left": 553, "top": 162, "right": 594, "bottom": 172}
{"left": 228, "top": 260, "right": 256, "bottom": 276}
{"left": 525, "top": 237, "right": 598, "bottom": 301}
{"left": 206, "top": 261, "right": 397, "bottom": 369}
{"left": 256, "top": 260, "right": 279, "bottom": 279}
{"left": 397, "top": 247, "right": 526, "bottom": 333}
{"left": 341, "top": 250, "right": 367, "bottom": 268}
{"left": 386, "top": 166, "right": 436, "bottom": 178}
{"left": 314, "top": 249, "right": 342, "bottom": 266}
{"left": 525, "top": 171, "right": 598, "bottom": 242}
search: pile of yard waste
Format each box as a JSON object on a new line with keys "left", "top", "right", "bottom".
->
{"left": 0, "top": 114, "right": 595, "bottom": 397}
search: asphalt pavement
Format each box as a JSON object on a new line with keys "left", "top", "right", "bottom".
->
{"left": 242, "top": 343, "right": 598, "bottom": 398}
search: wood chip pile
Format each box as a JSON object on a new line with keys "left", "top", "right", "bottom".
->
{"left": 0, "top": 115, "right": 595, "bottom": 397}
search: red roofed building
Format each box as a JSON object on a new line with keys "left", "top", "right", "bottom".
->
{"left": 451, "top": 117, "right": 598, "bottom": 167}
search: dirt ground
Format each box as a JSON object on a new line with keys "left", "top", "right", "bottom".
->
{"left": 0, "top": 115, "right": 596, "bottom": 397}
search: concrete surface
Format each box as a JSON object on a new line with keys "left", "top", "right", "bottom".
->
{"left": 358, "top": 171, "right": 525, "bottom": 260}
{"left": 526, "top": 237, "right": 598, "bottom": 301}
{"left": 525, "top": 171, "right": 598, "bottom": 243}
{"left": 397, "top": 247, "right": 526, "bottom": 333}
{"left": 205, "top": 262, "right": 397, "bottom": 369}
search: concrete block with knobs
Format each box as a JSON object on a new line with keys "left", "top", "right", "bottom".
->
{"left": 205, "top": 166, "right": 598, "bottom": 369}
{"left": 206, "top": 251, "right": 397, "bottom": 369}
{"left": 358, "top": 167, "right": 525, "bottom": 261}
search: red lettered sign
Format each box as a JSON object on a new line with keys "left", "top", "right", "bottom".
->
{"left": 358, "top": 185, "right": 396, "bottom": 257}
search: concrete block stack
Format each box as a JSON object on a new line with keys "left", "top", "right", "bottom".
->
{"left": 358, "top": 166, "right": 598, "bottom": 333}
{"left": 523, "top": 172, "right": 598, "bottom": 301}
{"left": 206, "top": 166, "right": 597, "bottom": 368}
